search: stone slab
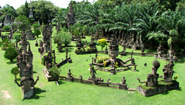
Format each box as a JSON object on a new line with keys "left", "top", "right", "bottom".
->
{"left": 137, "top": 80, "right": 179, "bottom": 97}
{"left": 43, "top": 68, "right": 55, "bottom": 81}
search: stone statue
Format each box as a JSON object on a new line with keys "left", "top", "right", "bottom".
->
{"left": 15, "top": 68, "right": 39, "bottom": 99}
{"left": 120, "top": 76, "right": 126, "bottom": 84}
{"left": 67, "top": 69, "right": 74, "bottom": 81}
{"left": 137, "top": 60, "right": 160, "bottom": 87}
{"left": 90, "top": 65, "right": 96, "bottom": 80}
{"left": 66, "top": 1, "right": 75, "bottom": 28}
{"left": 44, "top": 52, "right": 53, "bottom": 70}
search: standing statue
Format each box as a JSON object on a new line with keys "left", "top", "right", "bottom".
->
{"left": 15, "top": 68, "right": 39, "bottom": 99}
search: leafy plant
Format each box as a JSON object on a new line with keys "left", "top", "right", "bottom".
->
{"left": 174, "top": 75, "right": 178, "bottom": 80}
{"left": 97, "top": 56, "right": 110, "bottom": 63}
{"left": 97, "top": 38, "right": 108, "bottom": 51}
{"left": 4, "top": 46, "right": 18, "bottom": 62}
{"left": 33, "top": 29, "right": 41, "bottom": 38}
{"left": 32, "top": 23, "right": 41, "bottom": 30}
{"left": 15, "top": 15, "right": 30, "bottom": 31}
{"left": 11, "top": 67, "right": 19, "bottom": 79}
{"left": 3, "top": 25, "right": 10, "bottom": 32}
{"left": 13, "top": 32, "right": 22, "bottom": 42}
{"left": 48, "top": 65, "right": 61, "bottom": 81}
{"left": 115, "top": 62, "right": 119, "bottom": 68}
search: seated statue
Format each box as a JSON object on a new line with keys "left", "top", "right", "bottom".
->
{"left": 137, "top": 60, "right": 160, "bottom": 87}
{"left": 160, "top": 62, "right": 174, "bottom": 82}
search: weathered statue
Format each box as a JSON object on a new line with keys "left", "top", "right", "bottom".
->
{"left": 67, "top": 69, "right": 74, "bottom": 81}
{"left": 90, "top": 65, "right": 96, "bottom": 80}
{"left": 160, "top": 61, "right": 174, "bottom": 82}
{"left": 120, "top": 76, "right": 126, "bottom": 84}
{"left": 137, "top": 60, "right": 160, "bottom": 87}
{"left": 15, "top": 68, "right": 39, "bottom": 99}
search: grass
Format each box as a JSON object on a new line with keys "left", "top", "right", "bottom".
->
{"left": 0, "top": 29, "right": 185, "bottom": 105}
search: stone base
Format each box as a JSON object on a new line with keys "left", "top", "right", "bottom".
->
{"left": 66, "top": 77, "right": 74, "bottom": 82}
{"left": 43, "top": 68, "right": 55, "bottom": 81}
{"left": 137, "top": 80, "right": 179, "bottom": 97}
{"left": 120, "top": 52, "right": 126, "bottom": 56}
{"left": 21, "top": 87, "right": 34, "bottom": 99}
{"left": 119, "top": 84, "right": 128, "bottom": 90}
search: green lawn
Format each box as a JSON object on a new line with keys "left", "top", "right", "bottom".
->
{"left": 0, "top": 29, "right": 185, "bottom": 105}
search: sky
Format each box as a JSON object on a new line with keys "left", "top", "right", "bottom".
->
{"left": 1, "top": 0, "right": 97, "bottom": 9}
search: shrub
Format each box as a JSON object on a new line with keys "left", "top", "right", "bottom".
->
{"left": 34, "top": 29, "right": 41, "bottom": 38}
{"left": 11, "top": 67, "right": 19, "bottom": 79}
{"left": 13, "top": 32, "right": 22, "bottom": 42}
{"left": 115, "top": 62, "right": 119, "bottom": 68}
{"left": 174, "top": 75, "right": 178, "bottom": 80}
{"left": 4, "top": 46, "right": 18, "bottom": 62}
{"left": 48, "top": 65, "right": 61, "bottom": 81}
{"left": 15, "top": 15, "right": 30, "bottom": 31}
{"left": 97, "top": 56, "right": 110, "bottom": 63}
{"left": 97, "top": 38, "right": 108, "bottom": 51}
{"left": 3, "top": 25, "right": 10, "bottom": 32}
{"left": 32, "top": 23, "right": 40, "bottom": 30}
{"left": 58, "top": 29, "right": 72, "bottom": 47}
{"left": 0, "top": 38, "right": 15, "bottom": 50}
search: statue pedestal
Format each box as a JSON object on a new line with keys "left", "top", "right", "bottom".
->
{"left": 119, "top": 84, "right": 128, "bottom": 90}
{"left": 137, "top": 80, "right": 179, "bottom": 97}
{"left": 43, "top": 68, "right": 55, "bottom": 81}
{"left": 21, "top": 86, "right": 34, "bottom": 99}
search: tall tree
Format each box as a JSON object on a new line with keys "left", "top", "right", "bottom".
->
{"left": 0, "top": 4, "right": 17, "bottom": 22}
{"left": 24, "top": 0, "right": 29, "bottom": 18}
{"left": 16, "top": 0, "right": 59, "bottom": 23}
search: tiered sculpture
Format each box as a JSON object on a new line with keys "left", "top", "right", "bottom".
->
{"left": 66, "top": 1, "right": 75, "bottom": 28}
{"left": 92, "top": 34, "right": 137, "bottom": 74}
{"left": 38, "top": 25, "right": 52, "bottom": 55}
{"left": 15, "top": 34, "right": 39, "bottom": 99}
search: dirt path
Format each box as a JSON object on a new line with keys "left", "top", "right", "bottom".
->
{"left": 1, "top": 90, "right": 11, "bottom": 99}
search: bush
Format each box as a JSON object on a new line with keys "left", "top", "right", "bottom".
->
{"left": 54, "top": 28, "right": 72, "bottom": 47}
{"left": 13, "top": 32, "right": 22, "bottom": 42}
{"left": 48, "top": 65, "right": 61, "bottom": 81}
{"left": 3, "top": 25, "right": 10, "bottom": 32}
{"left": 97, "top": 56, "right": 110, "bottom": 63}
{"left": 4, "top": 46, "right": 18, "bottom": 62}
{"left": 11, "top": 67, "right": 19, "bottom": 79}
{"left": 32, "top": 23, "right": 40, "bottom": 30}
{"left": 15, "top": 15, "right": 30, "bottom": 31}
{"left": 0, "top": 38, "right": 15, "bottom": 50}
{"left": 97, "top": 38, "right": 108, "bottom": 51}
{"left": 34, "top": 29, "right": 41, "bottom": 38}
{"left": 52, "top": 22, "right": 56, "bottom": 26}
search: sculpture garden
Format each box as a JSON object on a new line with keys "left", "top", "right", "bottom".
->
{"left": 0, "top": 27, "right": 184, "bottom": 104}
{"left": 0, "top": 0, "right": 185, "bottom": 105}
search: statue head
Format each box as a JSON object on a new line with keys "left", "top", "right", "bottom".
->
{"left": 69, "top": 1, "right": 73, "bottom": 13}
{"left": 152, "top": 60, "right": 160, "bottom": 70}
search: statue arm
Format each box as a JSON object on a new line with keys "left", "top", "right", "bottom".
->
{"left": 14, "top": 79, "right": 21, "bottom": 87}
{"left": 137, "top": 78, "right": 147, "bottom": 84}
{"left": 34, "top": 76, "right": 39, "bottom": 85}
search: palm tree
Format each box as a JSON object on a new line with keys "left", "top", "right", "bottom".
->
{"left": 157, "top": 10, "right": 183, "bottom": 51}
{"left": 132, "top": 3, "right": 160, "bottom": 48}
{"left": 75, "top": 3, "right": 101, "bottom": 38}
